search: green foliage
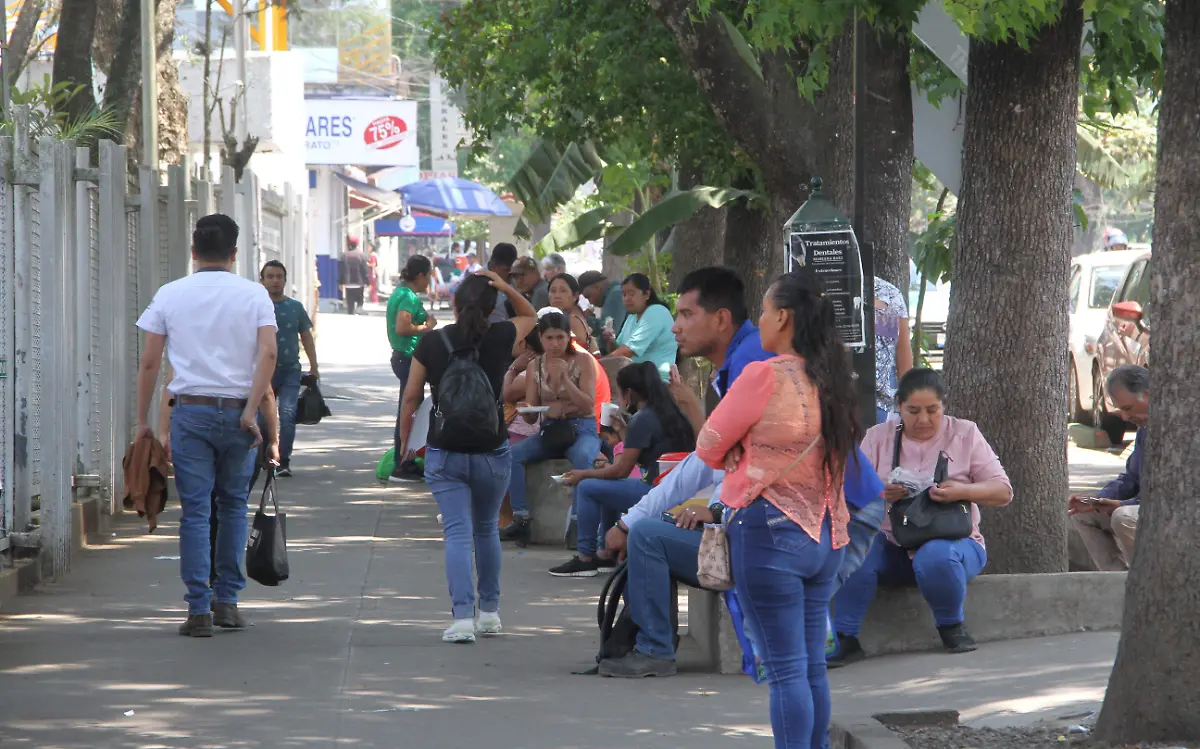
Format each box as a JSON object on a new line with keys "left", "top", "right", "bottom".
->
{"left": 1, "top": 76, "right": 121, "bottom": 144}
{"left": 1080, "top": 0, "right": 1163, "bottom": 118}
{"left": 532, "top": 207, "right": 611, "bottom": 257}
{"left": 605, "top": 187, "right": 759, "bottom": 257}
{"left": 508, "top": 140, "right": 607, "bottom": 228}
{"left": 909, "top": 186, "right": 955, "bottom": 363}
{"left": 910, "top": 45, "right": 965, "bottom": 106}
{"left": 460, "top": 130, "right": 538, "bottom": 193}
{"left": 943, "top": 0, "right": 1064, "bottom": 46}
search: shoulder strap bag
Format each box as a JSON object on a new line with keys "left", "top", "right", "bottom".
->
{"left": 887, "top": 424, "right": 973, "bottom": 549}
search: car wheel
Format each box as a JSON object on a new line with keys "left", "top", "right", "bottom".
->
{"left": 1092, "top": 369, "right": 1129, "bottom": 445}
{"left": 1068, "top": 363, "right": 1089, "bottom": 424}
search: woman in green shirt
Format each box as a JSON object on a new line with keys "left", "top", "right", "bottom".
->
{"left": 606, "top": 273, "right": 678, "bottom": 382}
{"left": 387, "top": 255, "right": 436, "bottom": 481}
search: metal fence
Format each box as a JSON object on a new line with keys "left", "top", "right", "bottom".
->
{"left": 0, "top": 106, "right": 309, "bottom": 579}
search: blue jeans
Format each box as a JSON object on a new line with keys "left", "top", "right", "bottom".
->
{"left": 832, "top": 534, "right": 987, "bottom": 634}
{"left": 574, "top": 477, "right": 652, "bottom": 557}
{"left": 507, "top": 417, "right": 601, "bottom": 516}
{"left": 171, "top": 403, "right": 257, "bottom": 615}
{"left": 391, "top": 351, "right": 413, "bottom": 465}
{"left": 837, "top": 498, "right": 885, "bottom": 588}
{"left": 626, "top": 519, "right": 702, "bottom": 660}
{"left": 273, "top": 368, "right": 303, "bottom": 467}
{"left": 730, "top": 501, "right": 844, "bottom": 749}
{"left": 424, "top": 445, "right": 511, "bottom": 620}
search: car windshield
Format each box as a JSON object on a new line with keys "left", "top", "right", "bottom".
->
{"left": 1089, "top": 265, "right": 1125, "bottom": 309}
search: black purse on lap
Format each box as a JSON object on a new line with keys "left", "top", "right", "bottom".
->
{"left": 887, "top": 425, "right": 973, "bottom": 549}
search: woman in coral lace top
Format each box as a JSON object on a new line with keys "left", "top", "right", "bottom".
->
{"left": 696, "top": 270, "right": 862, "bottom": 749}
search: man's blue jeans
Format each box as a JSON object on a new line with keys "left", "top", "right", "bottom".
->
{"left": 508, "top": 417, "right": 601, "bottom": 516}
{"left": 171, "top": 403, "right": 257, "bottom": 615}
{"left": 272, "top": 368, "right": 303, "bottom": 468}
{"left": 574, "top": 477, "right": 652, "bottom": 557}
{"left": 730, "top": 501, "right": 844, "bottom": 749}
{"left": 626, "top": 519, "right": 703, "bottom": 660}
{"left": 833, "top": 534, "right": 987, "bottom": 634}
{"left": 425, "top": 445, "right": 511, "bottom": 620}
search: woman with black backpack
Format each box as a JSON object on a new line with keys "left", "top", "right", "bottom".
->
{"left": 398, "top": 271, "right": 538, "bottom": 644}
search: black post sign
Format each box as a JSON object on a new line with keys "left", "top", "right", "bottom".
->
{"left": 786, "top": 228, "right": 866, "bottom": 349}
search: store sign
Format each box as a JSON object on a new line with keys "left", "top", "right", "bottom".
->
{"left": 428, "top": 75, "right": 463, "bottom": 176}
{"left": 305, "top": 98, "right": 419, "bottom": 167}
{"left": 786, "top": 229, "right": 866, "bottom": 348}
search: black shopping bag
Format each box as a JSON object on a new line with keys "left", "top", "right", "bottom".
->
{"left": 246, "top": 470, "right": 290, "bottom": 586}
{"left": 296, "top": 375, "right": 331, "bottom": 425}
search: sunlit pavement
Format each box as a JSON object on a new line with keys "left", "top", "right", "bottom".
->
{"left": 0, "top": 312, "right": 1117, "bottom": 747}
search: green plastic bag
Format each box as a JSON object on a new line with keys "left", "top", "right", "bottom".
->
{"left": 376, "top": 448, "right": 395, "bottom": 482}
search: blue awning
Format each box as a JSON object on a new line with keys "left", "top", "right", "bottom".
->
{"left": 375, "top": 216, "right": 455, "bottom": 237}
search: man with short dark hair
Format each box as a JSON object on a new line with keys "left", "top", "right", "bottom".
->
{"left": 136, "top": 214, "right": 278, "bottom": 637}
{"left": 260, "top": 260, "right": 318, "bottom": 476}
{"left": 1068, "top": 364, "right": 1149, "bottom": 570}
{"left": 488, "top": 242, "right": 519, "bottom": 322}
{"left": 578, "top": 270, "right": 626, "bottom": 354}
{"left": 341, "top": 237, "right": 371, "bottom": 315}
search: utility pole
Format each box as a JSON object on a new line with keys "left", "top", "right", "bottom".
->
{"left": 140, "top": 0, "right": 158, "bottom": 168}
{"left": 234, "top": 0, "right": 249, "bottom": 145}
{"left": 1, "top": 1, "right": 11, "bottom": 119}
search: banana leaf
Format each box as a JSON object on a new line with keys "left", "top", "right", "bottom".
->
{"left": 532, "top": 206, "right": 612, "bottom": 257}
{"left": 507, "top": 140, "right": 604, "bottom": 226}
{"left": 606, "top": 187, "right": 757, "bottom": 257}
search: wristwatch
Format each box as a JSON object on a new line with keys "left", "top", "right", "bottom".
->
{"left": 614, "top": 519, "right": 629, "bottom": 534}
{"left": 708, "top": 502, "right": 725, "bottom": 525}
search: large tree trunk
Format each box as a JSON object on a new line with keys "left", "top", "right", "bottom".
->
{"left": 102, "top": 0, "right": 142, "bottom": 141}
{"left": 943, "top": 3, "right": 1083, "bottom": 574}
{"left": 6, "top": 0, "right": 47, "bottom": 87}
{"left": 668, "top": 162, "right": 727, "bottom": 290}
{"left": 91, "top": 0, "right": 126, "bottom": 75}
{"left": 723, "top": 198, "right": 780, "bottom": 318}
{"left": 51, "top": 0, "right": 100, "bottom": 124}
{"left": 1095, "top": 1, "right": 1200, "bottom": 740}
{"left": 860, "top": 26, "right": 913, "bottom": 292}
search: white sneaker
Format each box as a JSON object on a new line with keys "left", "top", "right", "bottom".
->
{"left": 475, "top": 611, "right": 502, "bottom": 636}
{"left": 442, "top": 619, "right": 476, "bottom": 644}
{"left": 437, "top": 513, "right": 443, "bottom": 526}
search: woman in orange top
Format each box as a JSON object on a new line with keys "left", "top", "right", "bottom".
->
{"left": 696, "top": 269, "right": 862, "bottom": 749}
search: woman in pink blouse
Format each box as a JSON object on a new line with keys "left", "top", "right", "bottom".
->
{"left": 696, "top": 270, "right": 862, "bottom": 749}
{"left": 830, "top": 368, "right": 1013, "bottom": 666}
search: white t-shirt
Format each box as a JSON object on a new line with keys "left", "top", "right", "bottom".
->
{"left": 136, "top": 270, "right": 277, "bottom": 398}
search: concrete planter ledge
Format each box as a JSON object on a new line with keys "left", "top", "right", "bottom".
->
{"left": 681, "top": 571, "right": 1126, "bottom": 673}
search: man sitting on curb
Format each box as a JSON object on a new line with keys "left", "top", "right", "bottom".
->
{"left": 1068, "top": 364, "right": 1148, "bottom": 571}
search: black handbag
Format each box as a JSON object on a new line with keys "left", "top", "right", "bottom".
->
{"left": 246, "top": 470, "right": 290, "bottom": 586}
{"left": 540, "top": 419, "right": 578, "bottom": 456}
{"left": 296, "top": 376, "right": 331, "bottom": 425}
{"left": 888, "top": 425, "right": 973, "bottom": 549}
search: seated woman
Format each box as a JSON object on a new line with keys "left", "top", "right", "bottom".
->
{"left": 505, "top": 312, "right": 602, "bottom": 539}
{"left": 830, "top": 368, "right": 1013, "bottom": 664}
{"left": 548, "top": 273, "right": 599, "bottom": 353}
{"left": 605, "top": 273, "right": 678, "bottom": 382}
{"left": 551, "top": 362, "right": 696, "bottom": 577}
{"left": 502, "top": 329, "right": 544, "bottom": 446}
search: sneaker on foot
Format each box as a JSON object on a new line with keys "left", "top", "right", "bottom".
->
{"left": 388, "top": 472, "right": 423, "bottom": 484}
{"left": 475, "top": 611, "right": 502, "bottom": 636}
{"left": 938, "top": 623, "right": 977, "bottom": 653}
{"left": 596, "top": 556, "right": 617, "bottom": 572}
{"left": 213, "top": 603, "right": 249, "bottom": 630}
{"left": 442, "top": 618, "right": 477, "bottom": 644}
{"left": 178, "top": 613, "right": 214, "bottom": 638}
{"left": 549, "top": 556, "right": 601, "bottom": 578}
{"left": 826, "top": 634, "right": 866, "bottom": 668}
{"left": 437, "top": 513, "right": 444, "bottom": 526}
{"left": 598, "top": 650, "right": 677, "bottom": 678}
{"left": 499, "top": 516, "right": 530, "bottom": 545}
{"left": 275, "top": 467, "right": 293, "bottom": 478}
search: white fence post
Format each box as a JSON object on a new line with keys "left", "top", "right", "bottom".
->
{"left": 73, "top": 148, "right": 95, "bottom": 486}
{"left": 138, "top": 167, "right": 162, "bottom": 433}
{"left": 12, "top": 107, "right": 36, "bottom": 534}
{"left": 97, "top": 141, "right": 127, "bottom": 513}
{"left": 0, "top": 135, "right": 14, "bottom": 546}
{"left": 166, "top": 165, "right": 189, "bottom": 282}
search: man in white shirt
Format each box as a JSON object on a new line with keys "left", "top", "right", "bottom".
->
{"left": 136, "top": 214, "right": 279, "bottom": 637}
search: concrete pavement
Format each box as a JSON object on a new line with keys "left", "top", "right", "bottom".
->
{"left": 0, "top": 313, "right": 1120, "bottom": 747}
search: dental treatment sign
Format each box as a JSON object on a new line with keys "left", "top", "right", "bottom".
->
{"left": 788, "top": 229, "right": 866, "bottom": 348}
{"left": 305, "top": 98, "right": 419, "bottom": 167}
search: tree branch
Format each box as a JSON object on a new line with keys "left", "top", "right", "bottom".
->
{"left": 7, "top": 0, "right": 47, "bottom": 87}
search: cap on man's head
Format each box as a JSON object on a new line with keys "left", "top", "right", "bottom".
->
{"left": 348, "top": 236, "right": 360, "bottom": 248}
{"left": 577, "top": 270, "right": 607, "bottom": 290}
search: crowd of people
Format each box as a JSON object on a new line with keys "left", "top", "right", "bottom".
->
{"left": 133, "top": 217, "right": 1148, "bottom": 749}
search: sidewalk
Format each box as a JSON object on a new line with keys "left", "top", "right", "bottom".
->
{"left": 0, "top": 314, "right": 1117, "bottom": 747}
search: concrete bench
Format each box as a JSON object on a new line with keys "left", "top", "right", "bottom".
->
{"left": 525, "top": 459, "right": 574, "bottom": 546}
{"left": 677, "top": 571, "right": 1126, "bottom": 673}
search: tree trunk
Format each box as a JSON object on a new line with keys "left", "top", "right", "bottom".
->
{"left": 6, "top": 0, "right": 47, "bottom": 87}
{"left": 102, "top": 0, "right": 142, "bottom": 141}
{"left": 943, "top": 3, "right": 1083, "bottom": 574}
{"left": 860, "top": 26, "right": 913, "bottom": 292}
{"left": 51, "top": 0, "right": 100, "bottom": 124}
{"left": 1095, "top": 1, "right": 1200, "bottom": 740}
{"left": 723, "top": 198, "right": 782, "bottom": 319}
{"left": 91, "top": 0, "right": 126, "bottom": 75}
{"left": 668, "top": 162, "right": 726, "bottom": 290}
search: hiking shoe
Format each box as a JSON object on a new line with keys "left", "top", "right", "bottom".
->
{"left": 500, "top": 516, "right": 530, "bottom": 546}
{"left": 827, "top": 634, "right": 866, "bottom": 668}
{"left": 442, "top": 619, "right": 477, "bottom": 644}
{"left": 565, "top": 517, "right": 578, "bottom": 550}
{"left": 549, "top": 556, "right": 601, "bottom": 578}
{"left": 213, "top": 603, "right": 249, "bottom": 631}
{"left": 598, "top": 650, "right": 677, "bottom": 679}
{"left": 475, "top": 611, "right": 502, "bottom": 636}
{"left": 178, "top": 613, "right": 214, "bottom": 638}
{"left": 275, "top": 467, "right": 293, "bottom": 478}
{"left": 938, "top": 623, "right": 977, "bottom": 654}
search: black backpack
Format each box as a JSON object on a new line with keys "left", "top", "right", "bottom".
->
{"left": 574, "top": 561, "right": 679, "bottom": 675}
{"left": 429, "top": 329, "right": 502, "bottom": 452}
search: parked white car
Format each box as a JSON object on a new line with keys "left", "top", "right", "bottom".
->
{"left": 1068, "top": 249, "right": 1145, "bottom": 424}
{"left": 908, "top": 259, "right": 950, "bottom": 369}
